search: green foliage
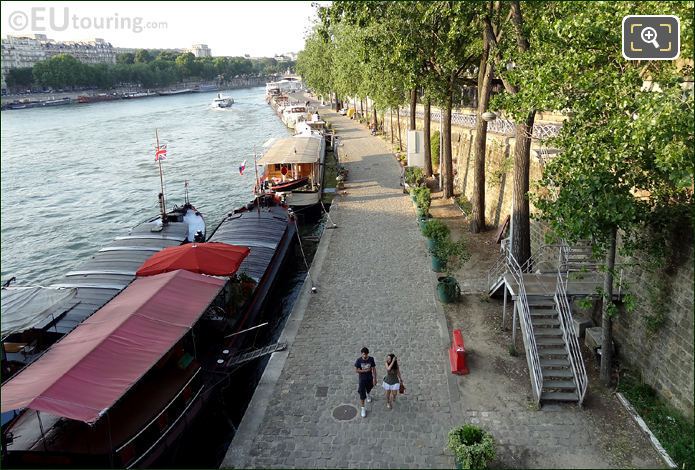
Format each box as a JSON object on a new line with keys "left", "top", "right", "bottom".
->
{"left": 455, "top": 194, "right": 473, "bottom": 216}
{"left": 422, "top": 218, "right": 450, "bottom": 242}
{"left": 618, "top": 371, "right": 694, "bottom": 470}
{"left": 447, "top": 425, "right": 496, "bottom": 469}
{"left": 5, "top": 67, "right": 34, "bottom": 89}
{"left": 430, "top": 130, "right": 440, "bottom": 168}
{"left": 404, "top": 166, "right": 425, "bottom": 187}
{"left": 414, "top": 186, "right": 431, "bottom": 214}
{"left": 431, "top": 236, "right": 471, "bottom": 276}
{"left": 26, "top": 50, "right": 274, "bottom": 90}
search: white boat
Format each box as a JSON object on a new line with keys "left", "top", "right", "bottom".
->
{"left": 257, "top": 134, "right": 326, "bottom": 215}
{"left": 265, "top": 76, "right": 303, "bottom": 96}
{"left": 281, "top": 104, "right": 307, "bottom": 129}
{"left": 211, "top": 93, "right": 234, "bottom": 108}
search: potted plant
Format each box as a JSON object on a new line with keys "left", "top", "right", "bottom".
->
{"left": 447, "top": 425, "right": 496, "bottom": 469}
{"left": 238, "top": 272, "right": 257, "bottom": 297}
{"left": 415, "top": 186, "right": 431, "bottom": 218}
{"left": 430, "top": 236, "right": 470, "bottom": 303}
{"left": 404, "top": 166, "right": 425, "bottom": 190}
{"left": 421, "top": 218, "right": 450, "bottom": 251}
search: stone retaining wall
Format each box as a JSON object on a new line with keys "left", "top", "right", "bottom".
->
{"left": 380, "top": 106, "right": 694, "bottom": 420}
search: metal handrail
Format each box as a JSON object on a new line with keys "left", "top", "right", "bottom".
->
{"left": 554, "top": 245, "right": 588, "bottom": 405}
{"left": 486, "top": 249, "right": 508, "bottom": 293}
{"left": 115, "top": 367, "right": 202, "bottom": 453}
{"left": 504, "top": 246, "right": 544, "bottom": 406}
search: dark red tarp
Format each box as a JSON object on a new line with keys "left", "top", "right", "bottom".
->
{"left": 136, "top": 242, "right": 250, "bottom": 277}
{"left": 0, "top": 270, "right": 225, "bottom": 423}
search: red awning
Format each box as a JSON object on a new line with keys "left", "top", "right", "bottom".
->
{"left": 0, "top": 270, "right": 225, "bottom": 423}
{"left": 136, "top": 242, "right": 250, "bottom": 277}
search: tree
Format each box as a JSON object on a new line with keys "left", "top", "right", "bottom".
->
{"left": 297, "top": 27, "right": 335, "bottom": 104}
{"left": 6, "top": 68, "right": 34, "bottom": 89}
{"left": 175, "top": 52, "right": 196, "bottom": 78}
{"left": 421, "top": 2, "right": 479, "bottom": 198}
{"left": 523, "top": 1, "right": 694, "bottom": 384}
{"left": 134, "top": 49, "right": 153, "bottom": 64}
{"left": 116, "top": 53, "right": 135, "bottom": 65}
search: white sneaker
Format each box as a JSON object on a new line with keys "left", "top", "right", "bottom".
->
{"left": 366, "top": 394, "right": 372, "bottom": 403}
{"left": 361, "top": 407, "right": 366, "bottom": 418}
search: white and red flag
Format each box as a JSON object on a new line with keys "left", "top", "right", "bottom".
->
{"left": 155, "top": 144, "right": 167, "bottom": 161}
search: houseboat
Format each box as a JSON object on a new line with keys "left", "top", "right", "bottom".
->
{"left": 281, "top": 104, "right": 307, "bottom": 130}
{"left": 0, "top": 195, "right": 297, "bottom": 468}
{"left": 257, "top": 134, "right": 326, "bottom": 218}
{"left": 1, "top": 201, "right": 205, "bottom": 382}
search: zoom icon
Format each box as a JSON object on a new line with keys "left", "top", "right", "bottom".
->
{"left": 623, "top": 15, "right": 680, "bottom": 60}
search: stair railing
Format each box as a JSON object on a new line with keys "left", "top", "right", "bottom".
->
{"left": 554, "top": 244, "right": 588, "bottom": 405}
{"left": 504, "top": 245, "right": 544, "bottom": 406}
{"left": 486, "top": 246, "right": 508, "bottom": 293}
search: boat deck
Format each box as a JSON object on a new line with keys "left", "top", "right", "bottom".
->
{"left": 8, "top": 360, "right": 198, "bottom": 455}
{"left": 47, "top": 221, "right": 190, "bottom": 334}
{"left": 207, "top": 205, "right": 294, "bottom": 283}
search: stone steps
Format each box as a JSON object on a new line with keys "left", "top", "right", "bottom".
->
{"left": 541, "top": 391, "right": 579, "bottom": 402}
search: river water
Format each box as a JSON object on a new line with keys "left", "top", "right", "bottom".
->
{"left": 1, "top": 87, "right": 290, "bottom": 285}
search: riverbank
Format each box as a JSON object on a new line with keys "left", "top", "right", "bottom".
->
{"left": 220, "top": 97, "right": 666, "bottom": 469}
{"left": 0, "top": 76, "right": 269, "bottom": 109}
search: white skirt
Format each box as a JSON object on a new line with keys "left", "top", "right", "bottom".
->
{"left": 382, "top": 381, "right": 400, "bottom": 391}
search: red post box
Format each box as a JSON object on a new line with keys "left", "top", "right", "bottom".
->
{"left": 449, "top": 329, "right": 469, "bottom": 375}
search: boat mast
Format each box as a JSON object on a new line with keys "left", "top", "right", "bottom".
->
{"left": 253, "top": 147, "right": 261, "bottom": 215}
{"left": 155, "top": 129, "right": 167, "bottom": 223}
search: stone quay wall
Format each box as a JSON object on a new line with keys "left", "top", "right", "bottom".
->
{"left": 380, "top": 104, "right": 693, "bottom": 420}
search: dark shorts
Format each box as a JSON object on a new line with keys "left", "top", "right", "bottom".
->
{"left": 358, "top": 379, "right": 374, "bottom": 400}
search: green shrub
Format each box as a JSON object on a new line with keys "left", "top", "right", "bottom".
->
{"left": 404, "top": 166, "right": 425, "bottom": 187}
{"left": 455, "top": 194, "right": 473, "bottom": 216}
{"left": 431, "top": 130, "right": 440, "bottom": 169}
{"left": 448, "top": 424, "right": 496, "bottom": 469}
{"left": 422, "top": 218, "right": 450, "bottom": 242}
{"left": 415, "top": 186, "right": 431, "bottom": 214}
{"left": 618, "top": 371, "right": 694, "bottom": 470}
{"left": 430, "top": 236, "right": 471, "bottom": 276}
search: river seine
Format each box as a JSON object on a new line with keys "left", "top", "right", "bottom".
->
{"left": 1, "top": 87, "right": 289, "bottom": 285}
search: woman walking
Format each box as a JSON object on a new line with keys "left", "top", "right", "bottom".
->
{"left": 382, "top": 354, "right": 403, "bottom": 409}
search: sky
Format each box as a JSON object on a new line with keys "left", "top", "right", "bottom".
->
{"left": 1, "top": 1, "right": 324, "bottom": 57}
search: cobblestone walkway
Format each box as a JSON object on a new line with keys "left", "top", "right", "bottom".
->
{"left": 223, "top": 110, "right": 457, "bottom": 468}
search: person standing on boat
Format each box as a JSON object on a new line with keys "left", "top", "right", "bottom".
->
{"left": 355, "top": 347, "right": 377, "bottom": 418}
{"left": 382, "top": 354, "right": 403, "bottom": 409}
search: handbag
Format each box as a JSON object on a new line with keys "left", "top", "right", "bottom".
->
{"left": 399, "top": 382, "right": 405, "bottom": 394}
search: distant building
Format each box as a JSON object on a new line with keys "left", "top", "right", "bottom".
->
{"left": 189, "top": 44, "right": 212, "bottom": 58}
{"left": 1, "top": 34, "right": 116, "bottom": 89}
{"left": 274, "top": 52, "right": 298, "bottom": 62}
{"left": 114, "top": 46, "right": 184, "bottom": 56}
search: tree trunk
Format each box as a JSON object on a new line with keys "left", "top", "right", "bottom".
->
{"left": 396, "top": 106, "right": 402, "bottom": 151}
{"left": 423, "top": 98, "right": 432, "bottom": 177}
{"left": 471, "top": 27, "right": 495, "bottom": 233}
{"left": 372, "top": 106, "right": 378, "bottom": 130}
{"left": 390, "top": 108, "right": 394, "bottom": 143}
{"left": 600, "top": 227, "right": 617, "bottom": 385}
{"left": 510, "top": 110, "right": 536, "bottom": 266}
{"left": 365, "top": 97, "right": 369, "bottom": 117}
{"left": 409, "top": 87, "right": 417, "bottom": 130}
{"left": 334, "top": 92, "right": 339, "bottom": 112}
{"left": 443, "top": 86, "right": 454, "bottom": 198}
{"left": 360, "top": 99, "right": 364, "bottom": 118}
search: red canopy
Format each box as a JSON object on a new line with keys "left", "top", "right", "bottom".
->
{"left": 136, "top": 242, "right": 250, "bottom": 277}
{"left": 0, "top": 270, "right": 225, "bottom": 423}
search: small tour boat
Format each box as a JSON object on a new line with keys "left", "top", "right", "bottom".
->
{"left": 211, "top": 93, "right": 234, "bottom": 108}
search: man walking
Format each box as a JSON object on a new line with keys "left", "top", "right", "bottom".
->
{"left": 355, "top": 347, "right": 377, "bottom": 418}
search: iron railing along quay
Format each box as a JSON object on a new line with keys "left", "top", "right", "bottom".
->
{"left": 554, "top": 245, "right": 588, "bottom": 405}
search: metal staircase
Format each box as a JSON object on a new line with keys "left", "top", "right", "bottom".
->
{"left": 225, "top": 342, "right": 287, "bottom": 367}
{"left": 489, "top": 243, "right": 589, "bottom": 406}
